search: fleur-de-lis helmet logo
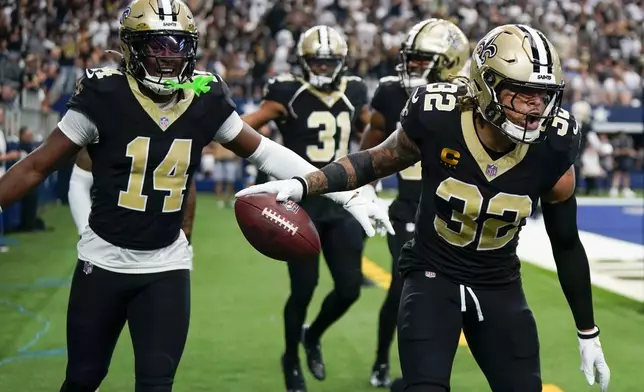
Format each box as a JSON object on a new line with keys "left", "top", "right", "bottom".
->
{"left": 476, "top": 32, "right": 501, "bottom": 64}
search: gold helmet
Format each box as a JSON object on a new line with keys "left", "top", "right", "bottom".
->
{"left": 119, "top": 0, "right": 198, "bottom": 96}
{"left": 296, "top": 25, "right": 348, "bottom": 90}
{"left": 470, "top": 24, "right": 564, "bottom": 143}
{"left": 397, "top": 18, "right": 469, "bottom": 91}
{"left": 571, "top": 100, "right": 592, "bottom": 124}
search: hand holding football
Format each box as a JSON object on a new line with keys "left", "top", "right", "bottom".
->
{"left": 234, "top": 194, "right": 321, "bottom": 262}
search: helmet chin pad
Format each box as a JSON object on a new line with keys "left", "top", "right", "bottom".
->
{"left": 500, "top": 119, "right": 540, "bottom": 143}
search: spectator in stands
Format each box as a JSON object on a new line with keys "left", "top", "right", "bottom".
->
{"left": 0, "top": 107, "right": 19, "bottom": 252}
{"left": 6, "top": 126, "right": 47, "bottom": 232}
{"left": 610, "top": 132, "right": 638, "bottom": 197}
{"left": 212, "top": 141, "right": 241, "bottom": 208}
{"left": 581, "top": 131, "right": 614, "bottom": 195}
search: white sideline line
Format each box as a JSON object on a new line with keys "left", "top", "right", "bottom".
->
{"left": 576, "top": 197, "right": 644, "bottom": 206}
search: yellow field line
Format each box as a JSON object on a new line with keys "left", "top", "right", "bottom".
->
{"left": 361, "top": 257, "right": 563, "bottom": 392}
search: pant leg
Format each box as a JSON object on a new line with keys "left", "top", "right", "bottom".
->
{"left": 375, "top": 219, "right": 414, "bottom": 364}
{"left": 283, "top": 220, "right": 322, "bottom": 360}
{"left": 127, "top": 269, "right": 191, "bottom": 392}
{"left": 307, "top": 216, "right": 365, "bottom": 340}
{"left": 60, "top": 261, "right": 129, "bottom": 392}
{"left": 462, "top": 279, "right": 541, "bottom": 392}
{"left": 398, "top": 271, "right": 462, "bottom": 391}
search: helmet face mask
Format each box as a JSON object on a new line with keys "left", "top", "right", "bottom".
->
{"left": 470, "top": 25, "right": 565, "bottom": 144}
{"left": 397, "top": 19, "right": 470, "bottom": 93}
{"left": 296, "top": 26, "right": 348, "bottom": 90}
{"left": 483, "top": 72, "right": 564, "bottom": 143}
{"left": 119, "top": 0, "right": 199, "bottom": 96}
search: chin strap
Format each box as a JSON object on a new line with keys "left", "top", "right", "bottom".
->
{"left": 164, "top": 75, "right": 214, "bottom": 97}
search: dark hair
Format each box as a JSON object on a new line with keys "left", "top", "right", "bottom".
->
{"left": 447, "top": 75, "right": 478, "bottom": 111}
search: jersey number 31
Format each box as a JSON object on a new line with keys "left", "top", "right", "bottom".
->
{"left": 118, "top": 136, "right": 192, "bottom": 213}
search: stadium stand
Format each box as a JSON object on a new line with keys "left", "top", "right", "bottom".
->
{"left": 0, "top": 0, "right": 642, "bottom": 244}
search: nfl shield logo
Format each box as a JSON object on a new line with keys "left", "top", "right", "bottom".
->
{"left": 486, "top": 164, "right": 498, "bottom": 177}
{"left": 159, "top": 117, "right": 170, "bottom": 128}
{"left": 281, "top": 200, "right": 300, "bottom": 214}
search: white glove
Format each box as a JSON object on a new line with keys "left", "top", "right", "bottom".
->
{"left": 357, "top": 184, "right": 392, "bottom": 236}
{"left": 235, "top": 179, "right": 395, "bottom": 237}
{"left": 578, "top": 328, "right": 610, "bottom": 391}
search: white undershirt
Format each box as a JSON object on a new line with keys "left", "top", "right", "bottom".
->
{"left": 57, "top": 108, "right": 243, "bottom": 274}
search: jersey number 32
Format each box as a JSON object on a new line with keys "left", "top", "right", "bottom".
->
{"left": 435, "top": 177, "right": 533, "bottom": 251}
{"left": 118, "top": 136, "right": 192, "bottom": 213}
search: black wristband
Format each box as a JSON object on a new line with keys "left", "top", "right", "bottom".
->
{"left": 347, "top": 151, "right": 376, "bottom": 186}
{"left": 577, "top": 326, "right": 600, "bottom": 339}
{"left": 320, "top": 162, "right": 349, "bottom": 193}
{"left": 292, "top": 176, "right": 309, "bottom": 200}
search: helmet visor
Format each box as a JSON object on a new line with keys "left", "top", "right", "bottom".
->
{"left": 132, "top": 33, "right": 196, "bottom": 78}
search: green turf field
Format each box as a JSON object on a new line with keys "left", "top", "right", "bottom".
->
{"left": 0, "top": 195, "right": 642, "bottom": 391}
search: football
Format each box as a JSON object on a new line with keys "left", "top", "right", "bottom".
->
{"left": 234, "top": 194, "right": 321, "bottom": 262}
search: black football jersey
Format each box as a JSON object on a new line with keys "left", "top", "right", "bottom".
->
{"left": 68, "top": 68, "right": 235, "bottom": 250}
{"left": 371, "top": 76, "right": 422, "bottom": 222}
{"left": 398, "top": 82, "right": 581, "bottom": 287}
{"left": 263, "top": 73, "right": 369, "bottom": 221}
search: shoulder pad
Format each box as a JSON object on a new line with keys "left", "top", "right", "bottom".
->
{"left": 378, "top": 75, "right": 401, "bottom": 85}
{"left": 192, "top": 69, "right": 213, "bottom": 77}
{"left": 67, "top": 67, "right": 125, "bottom": 117}
{"left": 79, "top": 67, "right": 125, "bottom": 92}
{"left": 342, "top": 75, "right": 363, "bottom": 82}
{"left": 344, "top": 75, "right": 367, "bottom": 90}
{"left": 399, "top": 82, "right": 462, "bottom": 146}
{"left": 269, "top": 73, "right": 298, "bottom": 83}
{"left": 416, "top": 82, "right": 464, "bottom": 114}
{"left": 263, "top": 73, "right": 301, "bottom": 105}
{"left": 546, "top": 108, "right": 582, "bottom": 164}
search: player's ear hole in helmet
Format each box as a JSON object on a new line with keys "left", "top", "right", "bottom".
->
{"left": 397, "top": 19, "right": 469, "bottom": 92}
{"left": 296, "top": 25, "right": 348, "bottom": 91}
{"left": 469, "top": 24, "right": 565, "bottom": 144}
{"left": 119, "top": 0, "right": 199, "bottom": 97}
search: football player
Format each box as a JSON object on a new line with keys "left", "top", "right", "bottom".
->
{"left": 359, "top": 18, "right": 470, "bottom": 388}
{"left": 242, "top": 25, "right": 371, "bottom": 391}
{"left": 0, "top": 1, "right": 391, "bottom": 391}
{"left": 237, "top": 24, "right": 611, "bottom": 391}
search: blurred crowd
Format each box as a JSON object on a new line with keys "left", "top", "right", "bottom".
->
{"left": 1, "top": 0, "right": 642, "bottom": 111}
{"left": 0, "top": 0, "right": 642, "bottom": 203}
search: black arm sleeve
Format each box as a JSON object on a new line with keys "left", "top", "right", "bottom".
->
{"left": 542, "top": 195, "right": 595, "bottom": 330}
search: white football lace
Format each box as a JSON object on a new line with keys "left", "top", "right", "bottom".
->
{"left": 261, "top": 208, "right": 299, "bottom": 236}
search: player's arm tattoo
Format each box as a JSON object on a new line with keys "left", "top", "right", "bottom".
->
{"left": 303, "top": 129, "right": 421, "bottom": 195}
{"left": 182, "top": 179, "right": 197, "bottom": 243}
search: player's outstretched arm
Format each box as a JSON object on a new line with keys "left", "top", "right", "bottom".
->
{"left": 227, "top": 118, "right": 395, "bottom": 236}
{"left": 0, "top": 128, "right": 81, "bottom": 209}
{"left": 241, "top": 100, "right": 286, "bottom": 130}
{"left": 303, "top": 128, "right": 421, "bottom": 196}
{"left": 541, "top": 166, "right": 610, "bottom": 390}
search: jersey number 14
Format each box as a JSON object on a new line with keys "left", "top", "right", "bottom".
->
{"left": 118, "top": 136, "right": 192, "bottom": 213}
